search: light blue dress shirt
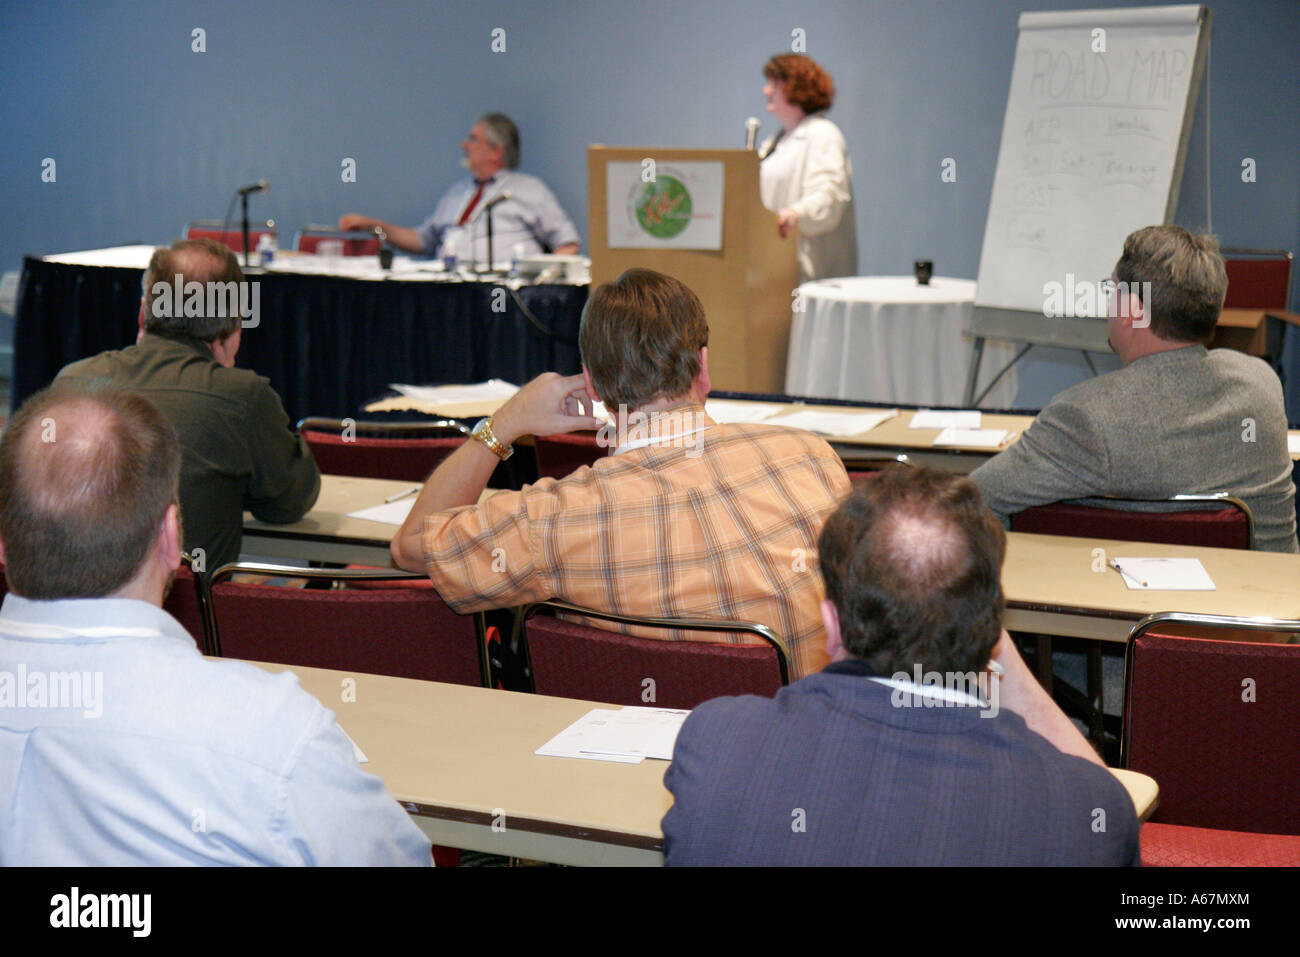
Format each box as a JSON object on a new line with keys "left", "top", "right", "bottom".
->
{"left": 416, "top": 169, "right": 581, "bottom": 264}
{"left": 0, "top": 594, "right": 432, "bottom": 866}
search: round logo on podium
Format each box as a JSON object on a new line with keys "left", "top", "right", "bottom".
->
{"left": 633, "top": 175, "right": 692, "bottom": 239}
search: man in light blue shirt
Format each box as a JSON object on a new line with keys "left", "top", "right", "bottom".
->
{"left": 339, "top": 113, "right": 580, "bottom": 267}
{"left": 0, "top": 383, "right": 432, "bottom": 866}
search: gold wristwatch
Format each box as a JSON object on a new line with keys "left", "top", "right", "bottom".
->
{"left": 471, "top": 417, "right": 513, "bottom": 460}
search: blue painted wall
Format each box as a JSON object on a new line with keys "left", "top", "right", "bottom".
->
{"left": 3, "top": 0, "right": 1296, "bottom": 406}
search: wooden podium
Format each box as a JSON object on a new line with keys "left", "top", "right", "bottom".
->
{"left": 587, "top": 147, "right": 797, "bottom": 393}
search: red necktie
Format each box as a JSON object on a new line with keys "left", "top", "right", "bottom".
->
{"left": 457, "top": 182, "right": 487, "bottom": 226}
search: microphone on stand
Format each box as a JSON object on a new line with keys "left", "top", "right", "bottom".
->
{"left": 744, "top": 118, "right": 760, "bottom": 151}
{"left": 480, "top": 191, "right": 513, "bottom": 275}
{"left": 234, "top": 180, "right": 270, "bottom": 266}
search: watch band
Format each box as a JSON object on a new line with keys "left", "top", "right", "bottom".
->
{"left": 472, "top": 417, "right": 513, "bottom": 461}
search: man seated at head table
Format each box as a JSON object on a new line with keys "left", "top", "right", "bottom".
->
{"left": 970, "top": 225, "right": 1298, "bottom": 553}
{"left": 339, "top": 112, "right": 580, "bottom": 263}
{"left": 661, "top": 465, "right": 1140, "bottom": 866}
{"left": 56, "top": 238, "right": 320, "bottom": 572}
{"left": 392, "top": 268, "right": 852, "bottom": 679}
{"left": 0, "top": 384, "right": 431, "bottom": 865}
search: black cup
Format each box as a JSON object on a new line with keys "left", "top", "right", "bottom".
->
{"left": 914, "top": 260, "right": 933, "bottom": 285}
{"left": 378, "top": 246, "right": 394, "bottom": 270}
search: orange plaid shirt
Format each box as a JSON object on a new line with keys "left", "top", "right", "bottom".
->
{"left": 421, "top": 408, "right": 850, "bottom": 679}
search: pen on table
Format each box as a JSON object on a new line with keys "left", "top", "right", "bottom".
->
{"left": 385, "top": 485, "right": 422, "bottom": 503}
{"left": 1108, "top": 559, "right": 1148, "bottom": 588}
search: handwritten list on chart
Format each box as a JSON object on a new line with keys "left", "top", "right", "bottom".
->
{"left": 976, "top": 7, "right": 1206, "bottom": 314}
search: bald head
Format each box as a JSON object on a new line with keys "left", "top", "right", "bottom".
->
{"left": 142, "top": 238, "right": 244, "bottom": 341}
{"left": 817, "top": 466, "right": 1006, "bottom": 676}
{"left": 0, "top": 384, "right": 181, "bottom": 599}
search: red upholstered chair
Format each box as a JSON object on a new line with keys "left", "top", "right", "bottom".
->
{"left": 293, "top": 225, "right": 382, "bottom": 256}
{"left": 534, "top": 431, "right": 605, "bottom": 480}
{"left": 1221, "top": 249, "right": 1293, "bottom": 310}
{"left": 1009, "top": 494, "right": 1254, "bottom": 550}
{"left": 1140, "top": 823, "right": 1300, "bottom": 867}
{"left": 183, "top": 219, "right": 276, "bottom": 256}
{"left": 164, "top": 557, "right": 209, "bottom": 653}
{"left": 520, "top": 599, "right": 790, "bottom": 709}
{"left": 207, "top": 562, "right": 489, "bottom": 686}
{"left": 1009, "top": 494, "right": 1254, "bottom": 745}
{"left": 842, "top": 453, "right": 909, "bottom": 482}
{"left": 297, "top": 417, "right": 469, "bottom": 483}
{"left": 1122, "top": 612, "right": 1300, "bottom": 865}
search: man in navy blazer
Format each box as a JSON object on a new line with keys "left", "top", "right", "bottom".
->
{"left": 662, "top": 465, "right": 1141, "bottom": 866}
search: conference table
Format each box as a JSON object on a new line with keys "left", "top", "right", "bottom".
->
{"left": 13, "top": 246, "right": 586, "bottom": 424}
{"left": 247, "top": 659, "right": 1160, "bottom": 865}
{"left": 362, "top": 392, "right": 1040, "bottom": 473}
{"left": 244, "top": 474, "right": 1300, "bottom": 645}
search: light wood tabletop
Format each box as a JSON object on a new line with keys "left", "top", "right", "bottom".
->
{"left": 242, "top": 474, "right": 414, "bottom": 566}
{"left": 1002, "top": 531, "right": 1300, "bottom": 642}
{"left": 244, "top": 482, "right": 1300, "bottom": 643}
{"left": 251, "top": 661, "right": 673, "bottom": 866}
{"left": 361, "top": 387, "right": 1300, "bottom": 463}
{"left": 247, "top": 660, "right": 1160, "bottom": 864}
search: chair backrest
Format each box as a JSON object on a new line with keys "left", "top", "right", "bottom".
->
{"left": 1221, "top": 249, "right": 1293, "bottom": 310}
{"left": 521, "top": 599, "right": 789, "bottom": 709}
{"left": 183, "top": 219, "right": 276, "bottom": 255}
{"left": 534, "top": 431, "right": 606, "bottom": 480}
{"left": 163, "top": 558, "right": 208, "bottom": 653}
{"left": 842, "top": 454, "right": 909, "bottom": 482}
{"left": 1122, "top": 612, "right": 1300, "bottom": 835}
{"left": 1010, "top": 495, "right": 1254, "bottom": 550}
{"left": 293, "top": 226, "right": 381, "bottom": 256}
{"left": 296, "top": 417, "right": 469, "bottom": 482}
{"left": 208, "top": 562, "right": 488, "bottom": 686}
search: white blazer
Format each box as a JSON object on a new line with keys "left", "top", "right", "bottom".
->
{"left": 759, "top": 113, "right": 858, "bottom": 284}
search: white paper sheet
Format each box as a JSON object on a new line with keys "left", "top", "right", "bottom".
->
{"left": 1110, "top": 557, "right": 1216, "bottom": 591}
{"left": 339, "top": 726, "right": 368, "bottom": 764}
{"left": 346, "top": 499, "right": 416, "bottom": 526}
{"left": 932, "top": 427, "right": 1008, "bottom": 448}
{"left": 771, "top": 408, "right": 898, "bottom": 438}
{"left": 535, "top": 707, "right": 691, "bottom": 763}
{"left": 389, "top": 380, "right": 520, "bottom": 405}
{"left": 704, "top": 400, "right": 786, "bottom": 424}
{"left": 909, "top": 410, "right": 982, "bottom": 430}
{"left": 1288, "top": 433, "right": 1300, "bottom": 455}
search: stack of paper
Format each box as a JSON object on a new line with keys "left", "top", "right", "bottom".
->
{"left": 535, "top": 707, "right": 691, "bottom": 763}
{"left": 704, "top": 400, "right": 786, "bottom": 424}
{"left": 909, "top": 410, "right": 982, "bottom": 430}
{"left": 1110, "top": 557, "right": 1217, "bottom": 591}
{"left": 771, "top": 408, "right": 898, "bottom": 437}
{"left": 932, "top": 428, "right": 1008, "bottom": 448}
{"left": 389, "top": 380, "right": 520, "bottom": 405}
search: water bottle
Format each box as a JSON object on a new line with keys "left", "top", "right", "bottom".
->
{"left": 257, "top": 231, "right": 277, "bottom": 267}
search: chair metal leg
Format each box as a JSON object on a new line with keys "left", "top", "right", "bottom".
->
{"left": 1086, "top": 643, "right": 1105, "bottom": 746}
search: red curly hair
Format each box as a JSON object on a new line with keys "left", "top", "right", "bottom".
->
{"left": 763, "top": 54, "right": 835, "bottom": 113}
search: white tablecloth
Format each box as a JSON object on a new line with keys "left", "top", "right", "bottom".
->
{"left": 784, "top": 276, "right": 1018, "bottom": 407}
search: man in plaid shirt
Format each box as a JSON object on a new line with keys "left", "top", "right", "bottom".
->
{"left": 392, "top": 268, "right": 850, "bottom": 678}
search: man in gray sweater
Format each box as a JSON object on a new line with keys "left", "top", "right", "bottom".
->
{"left": 971, "top": 225, "right": 1298, "bottom": 553}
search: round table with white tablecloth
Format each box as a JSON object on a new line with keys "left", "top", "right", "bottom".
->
{"left": 784, "top": 276, "right": 1018, "bottom": 407}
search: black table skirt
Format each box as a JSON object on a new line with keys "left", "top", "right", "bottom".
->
{"left": 14, "top": 256, "right": 585, "bottom": 424}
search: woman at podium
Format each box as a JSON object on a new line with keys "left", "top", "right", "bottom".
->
{"left": 758, "top": 53, "right": 858, "bottom": 284}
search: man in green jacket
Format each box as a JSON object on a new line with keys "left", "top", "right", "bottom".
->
{"left": 57, "top": 238, "right": 319, "bottom": 572}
